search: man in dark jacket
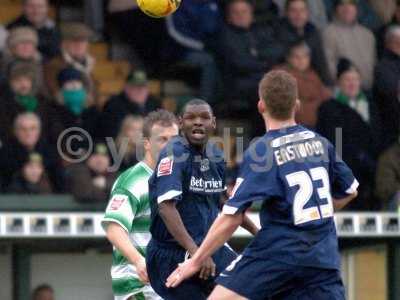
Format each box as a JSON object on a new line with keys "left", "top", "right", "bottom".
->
{"left": 218, "top": 0, "right": 283, "bottom": 118}
{"left": 7, "top": 0, "right": 60, "bottom": 61}
{"left": 275, "top": 0, "right": 331, "bottom": 85}
{"left": 374, "top": 25, "right": 400, "bottom": 151}
{"left": 101, "top": 70, "right": 160, "bottom": 139}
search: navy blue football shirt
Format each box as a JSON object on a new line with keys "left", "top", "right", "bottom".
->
{"left": 149, "top": 136, "right": 226, "bottom": 246}
{"left": 223, "top": 125, "right": 358, "bottom": 270}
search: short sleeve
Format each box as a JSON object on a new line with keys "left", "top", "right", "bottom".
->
{"left": 328, "top": 143, "right": 359, "bottom": 199}
{"left": 222, "top": 141, "right": 277, "bottom": 214}
{"left": 102, "top": 189, "right": 139, "bottom": 233}
{"left": 153, "top": 145, "right": 187, "bottom": 204}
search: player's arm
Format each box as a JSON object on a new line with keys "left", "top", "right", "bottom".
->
{"left": 224, "top": 188, "right": 259, "bottom": 235}
{"left": 105, "top": 222, "right": 149, "bottom": 283}
{"left": 333, "top": 190, "right": 358, "bottom": 211}
{"left": 241, "top": 213, "right": 259, "bottom": 235}
{"left": 328, "top": 141, "right": 360, "bottom": 211}
{"left": 158, "top": 200, "right": 216, "bottom": 280}
{"left": 166, "top": 213, "right": 244, "bottom": 288}
{"left": 158, "top": 200, "right": 199, "bottom": 255}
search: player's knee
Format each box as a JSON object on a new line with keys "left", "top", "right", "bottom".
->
{"left": 208, "top": 285, "right": 246, "bottom": 300}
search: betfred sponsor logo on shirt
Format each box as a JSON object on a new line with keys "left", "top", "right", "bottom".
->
{"left": 157, "top": 156, "right": 174, "bottom": 177}
{"left": 190, "top": 176, "right": 224, "bottom": 193}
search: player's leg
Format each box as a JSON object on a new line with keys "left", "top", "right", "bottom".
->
{"left": 284, "top": 267, "right": 345, "bottom": 300}
{"left": 146, "top": 242, "right": 207, "bottom": 300}
{"left": 208, "top": 285, "right": 247, "bottom": 300}
{"left": 215, "top": 254, "right": 295, "bottom": 300}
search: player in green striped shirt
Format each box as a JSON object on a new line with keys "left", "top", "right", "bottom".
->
{"left": 102, "top": 110, "right": 179, "bottom": 300}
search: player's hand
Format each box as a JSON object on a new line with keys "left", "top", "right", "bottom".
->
{"left": 135, "top": 258, "right": 149, "bottom": 284}
{"left": 166, "top": 258, "right": 202, "bottom": 288}
{"left": 199, "top": 257, "right": 216, "bottom": 280}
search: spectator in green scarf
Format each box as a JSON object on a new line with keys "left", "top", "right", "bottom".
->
{"left": 334, "top": 58, "right": 370, "bottom": 122}
{"left": 316, "top": 58, "right": 381, "bottom": 210}
{"left": 0, "top": 61, "right": 52, "bottom": 142}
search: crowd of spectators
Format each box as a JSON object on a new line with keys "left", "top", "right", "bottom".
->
{"left": 0, "top": 0, "right": 400, "bottom": 212}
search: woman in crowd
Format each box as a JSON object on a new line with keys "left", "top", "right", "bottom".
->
{"left": 275, "top": 41, "right": 331, "bottom": 128}
{"left": 115, "top": 115, "right": 144, "bottom": 172}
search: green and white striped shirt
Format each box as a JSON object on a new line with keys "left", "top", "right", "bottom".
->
{"left": 102, "top": 161, "right": 153, "bottom": 298}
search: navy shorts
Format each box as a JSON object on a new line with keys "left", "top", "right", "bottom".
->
{"left": 216, "top": 254, "right": 345, "bottom": 300}
{"left": 146, "top": 240, "right": 237, "bottom": 300}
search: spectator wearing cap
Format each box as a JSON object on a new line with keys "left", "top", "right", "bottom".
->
{"left": 217, "top": 0, "right": 283, "bottom": 126}
{"left": 316, "top": 58, "right": 380, "bottom": 210}
{"left": 7, "top": 0, "right": 60, "bottom": 61}
{"left": 44, "top": 22, "right": 96, "bottom": 102}
{"left": 47, "top": 67, "right": 102, "bottom": 146}
{"left": 0, "top": 61, "right": 52, "bottom": 142}
{"left": 323, "top": 0, "right": 376, "bottom": 90}
{"left": 65, "top": 143, "right": 117, "bottom": 203}
{"left": 274, "top": 41, "right": 331, "bottom": 128}
{"left": 7, "top": 152, "right": 53, "bottom": 194}
{"left": 275, "top": 0, "right": 332, "bottom": 85}
{"left": 1, "top": 27, "right": 45, "bottom": 91}
{"left": 376, "top": 1, "right": 400, "bottom": 58}
{"left": 100, "top": 69, "right": 160, "bottom": 139}
{"left": 0, "top": 112, "right": 60, "bottom": 191}
{"left": 374, "top": 25, "right": 400, "bottom": 151}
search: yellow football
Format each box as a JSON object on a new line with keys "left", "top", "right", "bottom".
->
{"left": 137, "top": 0, "right": 182, "bottom": 18}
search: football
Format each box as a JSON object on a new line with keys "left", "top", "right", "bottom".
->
{"left": 137, "top": 0, "right": 182, "bottom": 18}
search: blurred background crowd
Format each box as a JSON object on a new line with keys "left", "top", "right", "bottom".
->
{"left": 0, "top": 0, "right": 400, "bottom": 213}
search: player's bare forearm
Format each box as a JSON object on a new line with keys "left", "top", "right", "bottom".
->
{"left": 106, "top": 222, "right": 144, "bottom": 265}
{"left": 165, "top": 213, "right": 243, "bottom": 288}
{"left": 333, "top": 190, "right": 358, "bottom": 211}
{"left": 158, "top": 200, "right": 199, "bottom": 255}
{"left": 192, "top": 214, "right": 243, "bottom": 265}
{"left": 241, "top": 213, "right": 259, "bottom": 236}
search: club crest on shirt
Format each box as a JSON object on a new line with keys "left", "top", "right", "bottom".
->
{"left": 109, "top": 195, "right": 128, "bottom": 210}
{"left": 200, "top": 158, "right": 210, "bottom": 172}
{"left": 158, "top": 156, "right": 174, "bottom": 177}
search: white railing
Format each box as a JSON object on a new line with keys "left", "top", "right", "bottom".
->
{"left": 0, "top": 212, "right": 399, "bottom": 238}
